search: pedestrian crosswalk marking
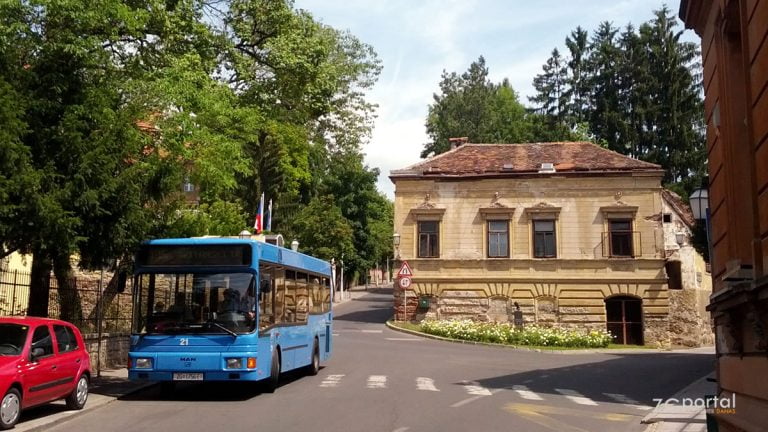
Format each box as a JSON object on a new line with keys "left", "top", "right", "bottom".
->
{"left": 603, "top": 393, "right": 651, "bottom": 410}
{"left": 416, "top": 377, "right": 440, "bottom": 392}
{"left": 512, "top": 385, "right": 543, "bottom": 400}
{"left": 367, "top": 375, "right": 388, "bottom": 389}
{"left": 461, "top": 381, "right": 492, "bottom": 396}
{"left": 361, "top": 329, "right": 383, "bottom": 333}
{"left": 320, "top": 374, "right": 345, "bottom": 388}
{"left": 319, "top": 375, "right": 646, "bottom": 411}
{"left": 555, "top": 388, "right": 598, "bottom": 406}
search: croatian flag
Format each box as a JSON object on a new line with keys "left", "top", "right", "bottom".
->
{"left": 266, "top": 199, "right": 273, "bottom": 232}
{"left": 253, "top": 193, "right": 264, "bottom": 233}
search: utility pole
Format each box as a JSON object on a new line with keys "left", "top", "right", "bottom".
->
{"left": 330, "top": 258, "right": 336, "bottom": 303}
{"left": 340, "top": 253, "right": 344, "bottom": 300}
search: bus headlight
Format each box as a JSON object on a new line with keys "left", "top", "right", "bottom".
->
{"left": 226, "top": 358, "right": 242, "bottom": 369}
{"left": 134, "top": 358, "right": 153, "bottom": 369}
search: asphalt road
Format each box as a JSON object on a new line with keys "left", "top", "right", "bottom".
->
{"left": 46, "top": 288, "right": 714, "bottom": 432}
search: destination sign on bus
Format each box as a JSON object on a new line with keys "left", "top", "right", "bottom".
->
{"left": 137, "top": 244, "right": 252, "bottom": 267}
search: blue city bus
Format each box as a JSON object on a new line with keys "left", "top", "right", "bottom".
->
{"left": 127, "top": 237, "right": 333, "bottom": 391}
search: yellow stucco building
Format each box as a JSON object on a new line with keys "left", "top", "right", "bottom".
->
{"left": 390, "top": 141, "right": 680, "bottom": 346}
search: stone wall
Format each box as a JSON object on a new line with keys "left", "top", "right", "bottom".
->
{"left": 83, "top": 333, "right": 130, "bottom": 370}
{"left": 665, "top": 243, "right": 714, "bottom": 347}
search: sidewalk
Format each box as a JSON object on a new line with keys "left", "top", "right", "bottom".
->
{"left": 15, "top": 288, "right": 376, "bottom": 431}
{"left": 334, "top": 283, "right": 391, "bottom": 304}
{"left": 642, "top": 372, "right": 717, "bottom": 432}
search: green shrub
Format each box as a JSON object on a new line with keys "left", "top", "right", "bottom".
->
{"left": 419, "top": 320, "right": 612, "bottom": 348}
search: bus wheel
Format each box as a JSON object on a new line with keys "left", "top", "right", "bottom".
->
{"left": 306, "top": 340, "right": 320, "bottom": 376}
{"left": 265, "top": 350, "right": 280, "bottom": 393}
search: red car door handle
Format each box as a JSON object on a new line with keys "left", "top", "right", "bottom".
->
{"left": 75, "top": 359, "right": 81, "bottom": 363}
{"left": 51, "top": 365, "right": 57, "bottom": 370}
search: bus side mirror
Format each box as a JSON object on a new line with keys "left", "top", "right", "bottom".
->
{"left": 117, "top": 271, "right": 128, "bottom": 293}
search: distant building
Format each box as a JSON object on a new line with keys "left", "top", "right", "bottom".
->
{"left": 390, "top": 141, "right": 711, "bottom": 347}
{"left": 680, "top": 1, "right": 768, "bottom": 430}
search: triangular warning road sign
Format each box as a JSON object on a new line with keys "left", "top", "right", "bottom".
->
{"left": 397, "top": 261, "right": 413, "bottom": 277}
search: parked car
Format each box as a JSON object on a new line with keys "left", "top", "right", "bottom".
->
{"left": 0, "top": 317, "right": 91, "bottom": 429}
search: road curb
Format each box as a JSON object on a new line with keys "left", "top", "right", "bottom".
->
{"left": 384, "top": 321, "right": 705, "bottom": 355}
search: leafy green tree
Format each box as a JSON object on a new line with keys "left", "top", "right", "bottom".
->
{"left": 0, "top": 0, "right": 244, "bottom": 320}
{"left": 422, "top": 57, "right": 530, "bottom": 157}
{"left": 289, "top": 196, "right": 354, "bottom": 263}
{"left": 224, "top": 0, "right": 381, "bottom": 217}
{"left": 314, "top": 151, "right": 392, "bottom": 283}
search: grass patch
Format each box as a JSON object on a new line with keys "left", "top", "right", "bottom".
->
{"left": 389, "top": 320, "right": 422, "bottom": 332}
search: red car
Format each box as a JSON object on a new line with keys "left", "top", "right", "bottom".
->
{"left": 0, "top": 317, "right": 91, "bottom": 429}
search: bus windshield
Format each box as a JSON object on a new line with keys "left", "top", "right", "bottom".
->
{"left": 133, "top": 272, "right": 257, "bottom": 335}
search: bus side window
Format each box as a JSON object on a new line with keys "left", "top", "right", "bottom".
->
{"left": 310, "top": 277, "right": 321, "bottom": 314}
{"left": 273, "top": 268, "right": 285, "bottom": 324}
{"left": 323, "top": 278, "right": 331, "bottom": 312}
{"left": 284, "top": 270, "right": 296, "bottom": 323}
{"left": 295, "top": 272, "right": 308, "bottom": 322}
{"left": 258, "top": 268, "right": 273, "bottom": 329}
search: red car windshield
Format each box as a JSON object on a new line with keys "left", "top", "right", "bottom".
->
{"left": 0, "top": 324, "right": 29, "bottom": 356}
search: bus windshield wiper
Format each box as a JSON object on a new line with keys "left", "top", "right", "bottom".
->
{"left": 207, "top": 320, "right": 237, "bottom": 338}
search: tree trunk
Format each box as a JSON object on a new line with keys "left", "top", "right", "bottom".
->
{"left": 28, "top": 249, "right": 52, "bottom": 317}
{"left": 53, "top": 253, "right": 83, "bottom": 325}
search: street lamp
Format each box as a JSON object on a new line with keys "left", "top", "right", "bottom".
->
{"left": 291, "top": 239, "right": 299, "bottom": 251}
{"left": 238, "top": 230, "right": 251, "bottom": 239}
{"left": 689, "top": 188, "right": 709, "bottom": 220}
{"left": 689, "top": 187, "right": 712, "bottom": 268}
{"left": 392, "top": 232, "right": 401, "bottom": 259}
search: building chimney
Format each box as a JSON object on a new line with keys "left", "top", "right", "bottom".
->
{"left": 449, "top": 137, "right": 469, "bottom": 150}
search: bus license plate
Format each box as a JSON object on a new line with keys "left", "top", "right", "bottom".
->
{"left": 173, "top": 373, "right": 203, "bottom": 381}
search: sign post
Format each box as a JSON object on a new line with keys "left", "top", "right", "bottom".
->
{"left": 396, "top": 261, "right": 414, "bottom": 321}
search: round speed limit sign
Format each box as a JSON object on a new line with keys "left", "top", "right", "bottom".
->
{"left": 399, "top": 277, "right": 412, "bottom": 289}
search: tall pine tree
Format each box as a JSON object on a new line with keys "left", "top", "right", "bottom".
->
{"left": 564, "top": 26, "right": 590, "bottom": 125}
{"left": 529, "top": 48, "right": 569, "bottom": 122}
{"left": 587, "top": 21, "right": 624, "bottom": 153}
{"left": 638, "top": 7, "right": 705, "bottom": 186}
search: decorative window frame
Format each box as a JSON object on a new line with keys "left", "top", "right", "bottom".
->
{"left": 480, "top": 207, "right": 515, "bottom": 259}
{"left": 600, "top": 204, "right": 639, "bottom": 258}
{"left": 409, "top": 198, "right": 445, "bottom": 258}
{"left": 524, "top": 203, "right": 562, "bottom": 259}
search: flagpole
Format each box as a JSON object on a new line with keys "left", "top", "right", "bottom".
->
{"left": 259, "top": 192, "right": 265, "bottom": 233}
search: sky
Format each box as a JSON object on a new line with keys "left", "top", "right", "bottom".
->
{"left": 293, "top": 1, "right": 698, "bottom": 199}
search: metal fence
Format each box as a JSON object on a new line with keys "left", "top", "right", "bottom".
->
{"left": 0, "top": 269, "right": 133, "bottom": 334}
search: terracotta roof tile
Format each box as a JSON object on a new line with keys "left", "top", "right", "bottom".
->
{"left": 391, "top": 142, "right": 662, "bottom": 178}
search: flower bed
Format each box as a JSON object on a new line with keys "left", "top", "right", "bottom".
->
{"left": 419, "top": 320, "right": 613, "bottom": 348}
